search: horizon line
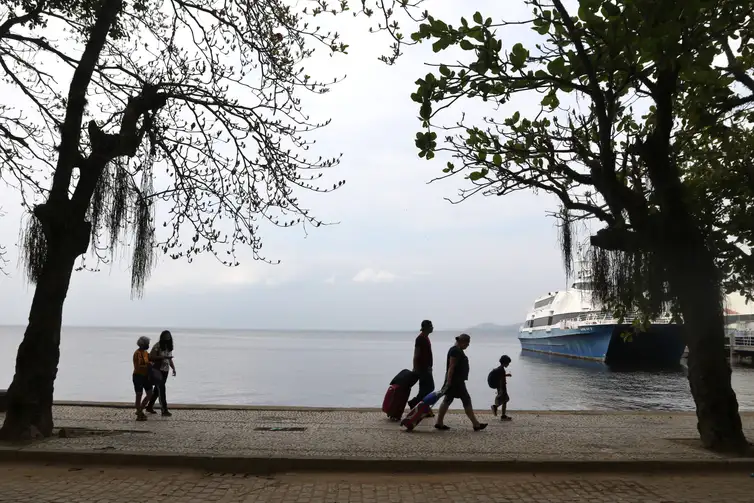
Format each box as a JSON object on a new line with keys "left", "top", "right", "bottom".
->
{"left": 0, "top": 322, "right": 520, "bottom": 333}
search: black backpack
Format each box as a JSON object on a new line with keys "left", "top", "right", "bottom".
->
{"left": 391, "top": 369, "right": 419, "bottom": 388}
{"left": 487, "top": 367, "right": 502, "bottom": 389}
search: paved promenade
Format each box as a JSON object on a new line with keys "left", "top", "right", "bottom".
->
{"left": 2, "top": 464, "right": 754, "bottom": 502}
{"left": 1, "top": 405, "right": 754, "bottom": 471}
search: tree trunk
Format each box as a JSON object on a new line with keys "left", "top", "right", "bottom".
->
{"left": 0, "top": 206, "right": 89, "bottom": 441}
{"left": 667, "top": 241, "right": 748, "bottom": 453}
{"left": 0, "top": 0, "right": 121, "bottom": 442}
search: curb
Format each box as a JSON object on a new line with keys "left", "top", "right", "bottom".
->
{"left": 1, "top": 449, "right": 754, "bottom": 474}
{"left": 51, "top": 402, "right": 743, "bottom": 417}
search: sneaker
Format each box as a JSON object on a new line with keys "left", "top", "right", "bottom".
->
{"left": 145, "top": 407, "right": 156, "bottom": 414}
{"left": 161, "top": 411, "right": 172, "bottom": 417}
{"left": 136, "top": 412, "right": 147, "bottom": 421}
{"left": 491, "top": 404, "right": 498, "bottom": 416}
{"left": 434, "top": 424, "right": 451, "bottom": 431}
{"left": 501, "top": 415, "right": 512, "bottom": 422}
{"left": 473, "top": 423, "right": 488, "bottom": 432}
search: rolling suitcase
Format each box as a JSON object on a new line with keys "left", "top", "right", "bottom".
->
{"left": 400, "top": 391, "right": 443, "bottom": 431}
{"left": 382, "top": 384, "right": 411, "bottom": 421}
{"left": 382, "top": 369, "right": 418, "bottom": 420}
{"left": 401, "top": 401, "right": 431, "bottom": 431}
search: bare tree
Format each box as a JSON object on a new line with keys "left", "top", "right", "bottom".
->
{"left": 0, "top": 0, "right": 347, "bottom": 439}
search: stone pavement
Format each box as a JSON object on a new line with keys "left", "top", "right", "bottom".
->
{"left": 2, "top": 406, "right": 754, "bottom": 471}
{"left": 2, "top": 463, "right": 754, "bottom": 502}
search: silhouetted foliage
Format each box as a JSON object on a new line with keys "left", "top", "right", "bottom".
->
{"left": 1, "top": 0, "right": 347, "bottom": 295}
{"left": 0, "top": 0, "right": 348, "bottom": 440}
{"left": 363, "top": 0, "right": 754, "bottom": 452}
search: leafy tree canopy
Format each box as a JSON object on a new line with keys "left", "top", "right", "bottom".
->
{"left": 366, "top": 0, "right": 754, "bottom": 319}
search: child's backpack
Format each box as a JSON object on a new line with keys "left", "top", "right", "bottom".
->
{"left": 487, "top": 367, "right": 502, "bottom": 389}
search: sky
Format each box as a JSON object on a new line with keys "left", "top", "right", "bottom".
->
{"left": 0, "top": 0, "right": 577, "bottom": 331}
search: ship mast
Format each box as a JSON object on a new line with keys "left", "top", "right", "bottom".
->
{"left": 571, "top": 241, "right": 592, "bottom": 291}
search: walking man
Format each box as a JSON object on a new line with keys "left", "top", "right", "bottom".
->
{"left": 408, "top": 320, "right": 435, "bottom": 412}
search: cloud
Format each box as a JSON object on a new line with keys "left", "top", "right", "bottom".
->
{"left": 324, "top": 275, "right": 336, "bottom": 284}
{"left": 352, "top": 268, "right": 397, "bottom": 284}
{"left": 410, "top": 270, "right": 432, "bottom": 277}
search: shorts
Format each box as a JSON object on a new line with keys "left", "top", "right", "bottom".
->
{"left": 132, "top": 373, "right": 153, "bottom": 394}
{"left": 442, "top": 381, "right": 472, "bottom": 408}
{"left": 494, "top": 389, "right": 510, "bottom": 406}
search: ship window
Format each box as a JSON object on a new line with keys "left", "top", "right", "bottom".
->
{"left": 528, "top": 312, "right": 580, "bottom": 328}
{"left": 533, "top": 297, "right": 554, "bottom": 309}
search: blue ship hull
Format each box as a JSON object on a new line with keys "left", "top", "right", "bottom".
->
{"left": 518, "top": 324, "right": 686, "bottom": 366}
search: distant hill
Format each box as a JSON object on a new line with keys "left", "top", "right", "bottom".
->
{"left": 464, "top": 322, "right": 519, "bottom": 333}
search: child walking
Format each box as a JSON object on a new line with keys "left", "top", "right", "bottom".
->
{"left": 132, "top": 336, "right": 153, "bottom": 421}
{"left": 488, "top": 355, "right": 512, "bottom": 421}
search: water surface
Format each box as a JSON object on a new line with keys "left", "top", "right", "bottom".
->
{"left": 1, "top": 326, "right": 753, "bottom": 410}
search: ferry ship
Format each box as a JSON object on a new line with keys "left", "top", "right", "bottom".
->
{"left": 723, "top": 293, "right": 754, "bottom": 354}
{"left": 517, "top": 270, "right": 686, "bottom": 366}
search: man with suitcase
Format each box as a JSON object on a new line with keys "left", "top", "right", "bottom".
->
{"left": 407, "top": 320, "right": 435, "bottom": 416}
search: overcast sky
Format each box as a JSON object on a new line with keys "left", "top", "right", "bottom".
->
{"left": 0, "top": 0, "right": 579, "bottom": 331}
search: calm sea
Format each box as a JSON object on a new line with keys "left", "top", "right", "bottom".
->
{"left": 1, "top": 325, "right": 754, "bottom": 410}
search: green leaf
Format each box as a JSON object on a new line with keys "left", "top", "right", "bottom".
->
{"left": 492, "top": 153, "right": 502, "bottom": 167}
{"left": 601, "top": 2, "right": 621, "bottom": 17}
{"left": 473, "top": 11, "right": 483, "bottom": 24}
{"left": 432, "top": 39, "right": 449, "bottom": 53}
{"left": 534, "top": 22, "right": 551, "bottom": 35}
{"left": 577, "top": 3, "right": 599, "bottom": 24}
{"left": 467, "top": 27, "right": 485, "bottom": 42}
{"left": 460, "top": 39, "right": 474, "bottom": 51}
{"left": 547, "top": 57, "right": 566, "bottom": 76}
{"left": 510, "top": 43, "right": 529, "bottom": 69}
{"left": 541, "top": 90, "right": 560, "bottom": 109}
{"left": 469, "top": 168, "right": 489, "bottom": 181}
{"left": 439, "top": 65, "right": 451, "bottom": 76}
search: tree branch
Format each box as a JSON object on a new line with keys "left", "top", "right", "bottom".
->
{"left": 590, "top": 226, "right": 641, "bottom": 252}
{"left": 49, "top": 0, "right": 124, "bottom": 204}
{"left": 722, "top": 39, "right": 754, "bottom": 94}
{"left": 0, "top": 1, "right": 46, "bottom": 38}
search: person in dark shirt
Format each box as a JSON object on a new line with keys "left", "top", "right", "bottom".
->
{"left": 408, "top": 320, "right": 435, "bottom": 411}
{"left": 435, "top": 333, "right": 488, "bottom": 431}
{"left": 490, "top": 355, "right": 512, "bottom": 421}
